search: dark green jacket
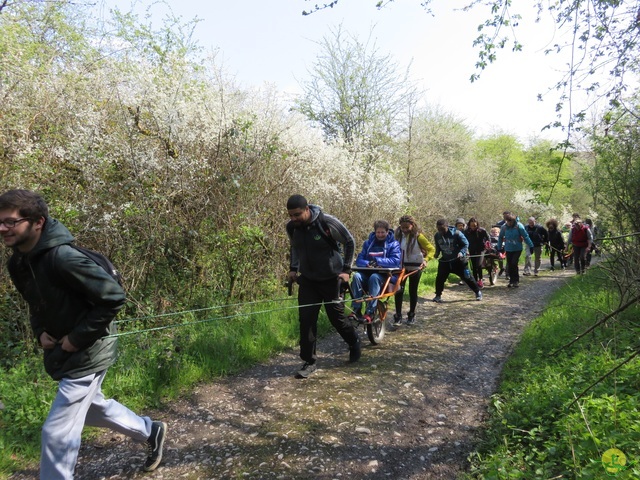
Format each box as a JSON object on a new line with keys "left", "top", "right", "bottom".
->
{"left": 8, "top": 218, "right": 125, "bottom": 380}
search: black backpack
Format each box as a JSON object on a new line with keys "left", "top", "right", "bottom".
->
{"left": 49, "top": 244, "right": 123, "bottom": 287}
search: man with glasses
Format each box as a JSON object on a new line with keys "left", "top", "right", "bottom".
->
{"left": 0, "top": 189, "right": 167, "bottom": 479}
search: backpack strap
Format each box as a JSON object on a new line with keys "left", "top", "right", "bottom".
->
{"left": 45, "top": 244, "right": 123, "bottom": 287}
{"left": 316, "top": 211, "right": 340, "bottom": 252}
{"left": 286, "top": 211, "right": 340, "bottom": 252}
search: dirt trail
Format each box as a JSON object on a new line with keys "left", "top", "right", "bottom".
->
{"left": 11, "top": 268, "right": 576, "bottom": 480}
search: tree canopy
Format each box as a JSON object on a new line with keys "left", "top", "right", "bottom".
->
{"left": 302, "top": 0, "right": 640, "bottom": 136}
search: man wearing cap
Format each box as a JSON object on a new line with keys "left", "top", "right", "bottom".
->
{"left": 567, "top": 217, "right": 593, "bottom": 274}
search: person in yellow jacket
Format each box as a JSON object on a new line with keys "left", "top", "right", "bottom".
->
{"left": 392, "top": 215, "right": 435, "bottom": 325}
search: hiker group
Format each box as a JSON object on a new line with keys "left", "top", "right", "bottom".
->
{"left": 0, "top": 188, "right": 598, "bottom": 478}
{"left": 286, "top": 196, "right": 597, "bottom": 379}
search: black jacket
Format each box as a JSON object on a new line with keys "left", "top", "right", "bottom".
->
{"left": 8, "top": 218, "right": 125, "bottom": 380}
{"left": 463, "top": 227, "right": 490, "bottom": 254}
{"left": 548, "top": 229, "right": 565, "bottom": 251}
{"left": 287, "top": 205, "right": 354, "bottom": 281}
{"left": 525, "top": 224, "right": 549, "bottom": 247}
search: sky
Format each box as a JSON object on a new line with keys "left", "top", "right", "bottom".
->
{"left": 100, "top": 0, "right": 576, "bottom": 142}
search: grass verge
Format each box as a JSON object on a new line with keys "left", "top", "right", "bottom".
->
{"left": 465, "top": 266, "right": 640, "bottom": 479}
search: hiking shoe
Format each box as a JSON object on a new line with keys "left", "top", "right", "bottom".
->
{"left": 406, "top": 314, "right": 416, "bottom": 325}
{"left": 144, "top": 421, "right": 167, "bottom": 472}
{"left": 507, "top": 283, "right": 513, "bottom": 288}
{"left": 392, "top": 314, "right": 402, "bottom": 326}
{"left": 432, "top": 295, "right": 443, "bottom": 303}
{"left": 476, "top": 291, "right": 483, "bottom": 301}
{"left": 349, "top": 338, "right": 361, "bottom": 363}
{"left": 477, "top": 279, "right": 484, "bottom": 289}
{"left": 296, "top": 362, "right": 317, "bottom": 379}
{"left": 512, "top": 282, "right": 520, "bottom": 288}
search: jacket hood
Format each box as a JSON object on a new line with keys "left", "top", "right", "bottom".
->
{"left": 27, "top": 217, "right": 75, "bottom": 257}
{"left": 308, "top": 204, "right": 321, "bottom": 224}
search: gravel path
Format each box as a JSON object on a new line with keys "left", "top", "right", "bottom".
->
{"left": 11, "top": 267, "right": 576, "bottom": 480}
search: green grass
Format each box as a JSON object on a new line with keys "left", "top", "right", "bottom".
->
{"left": 465, "top": 267, "right": 640, "bottom": 479}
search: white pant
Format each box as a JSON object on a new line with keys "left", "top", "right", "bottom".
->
{"left": 41, "top": 370, "right": 152, "bottom": 480}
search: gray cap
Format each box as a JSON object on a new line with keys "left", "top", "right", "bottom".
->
{"left": 455, "top": 218, "right": 465, "bottom": 226}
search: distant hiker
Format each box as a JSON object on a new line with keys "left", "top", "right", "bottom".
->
{"left": 432, "top": 218, "right": 482, "bottom": 303}
{"left": 584, "top": 218, "right": 598, "bottom": 266}
{"left": 454, "top": 218, "right": 467, "bottom": 285}
{"left": 523, "top": 217, "right": 549, "bottom": 276}
{"left": 493, "top": 211, "right": 512, "bottom": 278}
{"left": 463, "top": 217, "right": 490, "bottom": 288}
{"left": 567, "top": 217, "right": 593, "bottom": 275}
{"left": 546, "top": 218, "right": 566, "bottom": 271}
{"left": 497, "top": 213, "right": 534, "bottom": 288}
{"left": 286, "top": 194, "right": 361, "bottom": 379}
{"left": 0, "top": 189, "right": 167, "bottom": 479}
{"left": 393, "top": 215, "right": 435, "bottom": 325}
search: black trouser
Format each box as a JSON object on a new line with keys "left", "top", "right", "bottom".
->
{"left": 470, "top": 252, "right": 484, "bottom": 281}
{"left": 435, "top": 259, "right": 479, "bottom": 296}
{"left": 395, "top": 269, "right": 422, "bottom": 317}
{"left": 549, "top": 248, "right": 565, "bottom": 269}
{"left": 297, "top": 275, "right": 359, "bottom": 364}
{"left": 506, "top": 250, "right": 522, "bottom": 284}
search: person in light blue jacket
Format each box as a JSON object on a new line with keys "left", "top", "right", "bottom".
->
{"left": 497, "top": 213, "right": 534, "bottom": 288}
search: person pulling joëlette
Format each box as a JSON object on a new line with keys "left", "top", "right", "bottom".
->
{"left": 0, "top": 189, "right": 166, "bottom": 480}
{"left": 393, "top": 215, "right": 435, "bottom": 325}
{"left": 432, "top": 218, "right": 482, "bottom": 303}
{"left": 286, "top": 194, "right": 361, "bottom": 379}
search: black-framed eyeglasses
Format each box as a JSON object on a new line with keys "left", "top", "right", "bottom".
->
{"left": 0, "top": 218, "right": 29, "bottom": 228}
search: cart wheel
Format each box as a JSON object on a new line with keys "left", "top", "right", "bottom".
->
{"left": 367, "top": 302, "right": 387, "bottom": 345}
